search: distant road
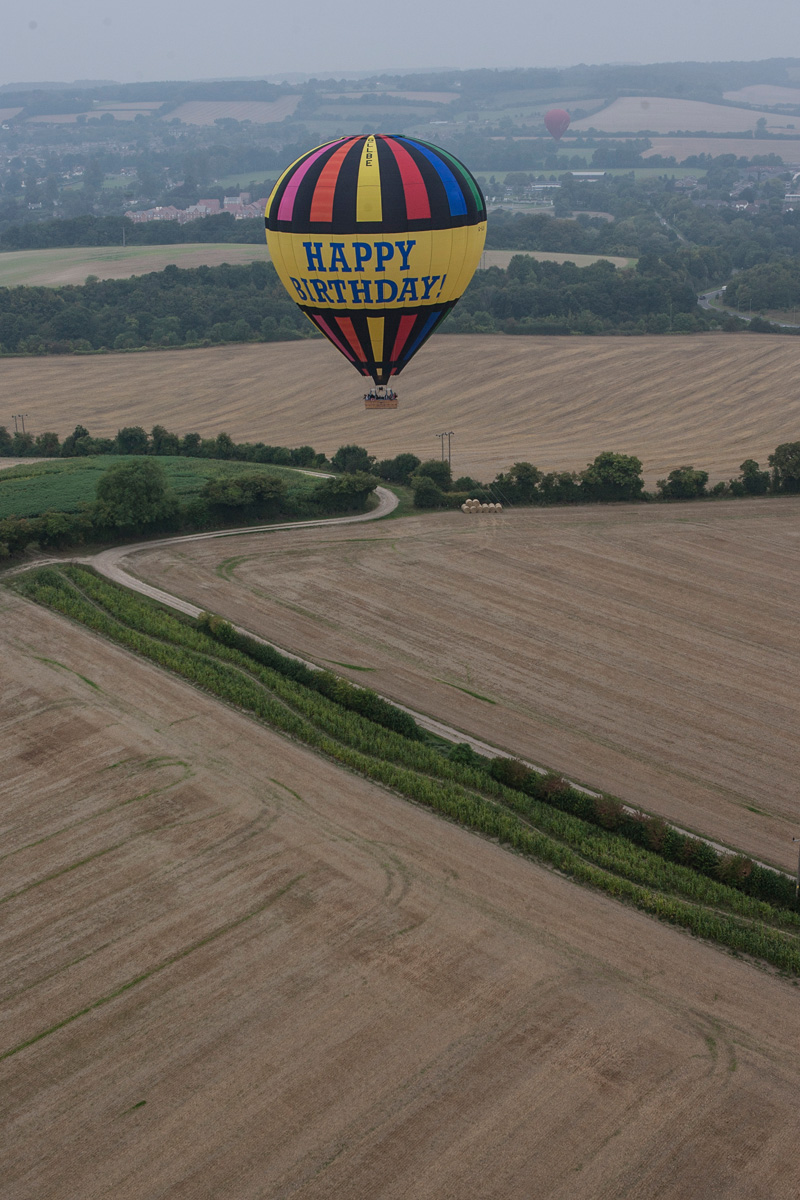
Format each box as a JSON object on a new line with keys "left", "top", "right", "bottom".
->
{"left": 698, "top": 286, "right": 800, "bottom": 328}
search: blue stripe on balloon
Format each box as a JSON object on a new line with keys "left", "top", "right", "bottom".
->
{"left": 403, "top": 310, "right": 441, "bottom": 360}
{"left": 397, "top": 138, "right": 468, "bottom": 217}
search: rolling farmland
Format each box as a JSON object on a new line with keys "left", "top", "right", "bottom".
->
{"left": 3, "top": 589, "right": 800, "bottom": 1198}
{"left": 128, "top": 497, "right": 800, "bottom": 874}
{"left": 4, "top": 335, "right": 800, "bottom": 486}
{"left": 724, "top": 84, "right": 800, "bottom": 106}
{"left": 0, "top": 244, "right": 267, "bottom": 288}
{"left": 481, "top": 250, "right": 634, "bottom": 269}
{"left": 640, "top": 136, "right": 800, "bottom": 161}
{"left": 570, "top": 96, "right": 787, "bottom": 134}
{"left": 165, "top": 97, "right": 301, "bottom": 125}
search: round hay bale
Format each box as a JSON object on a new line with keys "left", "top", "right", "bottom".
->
{"left": 480, "top": 503, "right": 489, "bottom": 512}
{"left": 495, "top": 503, "right": 503, "bottom": 512}
{"left": 461, "top": 503, "right": 469, "bottom": 513}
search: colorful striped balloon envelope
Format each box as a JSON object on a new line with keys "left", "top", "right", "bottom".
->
{"left": 265, "top": 135, "right": 486, "bottom": 387}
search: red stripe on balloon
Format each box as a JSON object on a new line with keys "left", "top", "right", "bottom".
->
{"left": 335, "top": 316, "right": 366, "bottom": 360}
{"left": 384, "top": 137, "right": 431, "bottom": 220}
{"left": 390, "top": 314, "right": 417, "bottom": 361}
{"left": 277, "top": 141, "right": 342, "bottom": 222}
{"left": 313, "top": 314, "right": 355, "bottom": 361}
{"left": 309, "top": 137, "right": 359, "bottom": 223}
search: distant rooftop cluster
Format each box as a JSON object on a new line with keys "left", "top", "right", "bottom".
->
{"left": 124, "top": 193, "right": 268, "bottom": 224}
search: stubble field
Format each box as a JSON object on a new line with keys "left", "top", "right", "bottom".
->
{"left": 0, "top": 244, "right": 266, "bottom": 288}
{"left": 570, "top": 96, "right": 785, "bottom": 134}
{"left": 130, "top": 495, "right": 800, "bottom": 873}
{"left": 640, "top": 136, "right": 800, "bottom": 161}
{"left": 4, "top": 334, "right": 800, "bottom": 486}
{"left": 4, "top": 587, "right": 800, "bottom": 1199}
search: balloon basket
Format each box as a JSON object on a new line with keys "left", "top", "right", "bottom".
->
{"left": 364, "top": 386, "right": 398, "bottom": 410}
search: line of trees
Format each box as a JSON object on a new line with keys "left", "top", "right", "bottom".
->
{"left": 0, "top": 261, "right": 313, "bottom": 356}
{"left": 0, "top": 422, "right": 326, "bottom": 465}
{"left": 365, "top": 444, "right": 800, "bottom": 507}
{"left": 4, "top": 233, "right": 800, "bottom": 359}
{"left": 0, "top": 213, "right": 264, "bottom": 251}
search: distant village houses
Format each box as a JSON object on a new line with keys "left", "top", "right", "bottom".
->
{"left": 124, "top": 193, "right": 268, "bottom": 224}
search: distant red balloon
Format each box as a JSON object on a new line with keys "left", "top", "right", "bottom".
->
{"left": 544, "top": 108, "right": 571, "bottom": 140}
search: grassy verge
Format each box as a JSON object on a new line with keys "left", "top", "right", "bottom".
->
{"left": 11, "top": 564, "right": 800, "bottom": 976}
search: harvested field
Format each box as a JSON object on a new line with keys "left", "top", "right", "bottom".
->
{"left": 166, "top": 97, "right": 300, "bottom": 125}
{"left": 571, "top": 96, "right": 782, "bottom": 135}
{"left": 88, "top": 107, "right": 161, "bottom": 121}
{"left": 640, "top": 136, "right": 800, "bottom": 162}
{"left": 25, "top": 113, "right": 88, "bottom": 124}
{"left": 322, "top": 90, "right": 459, "bottom": 103}
{"left": 4, "top": 334, "right": 800, "bottom": 486}
{"left": 724, "top": 85, "right": 800, "bottom": 106}
{"left": 132, "top": 496, "right": 800, "bottom": 874}
{"left": 94, "top": 102, "right": 164, "bottom": 109}
{"left": 4, "top": 589, "right": 800, "bottom": 1199}
{"left": 482, "top": 249, "right": 633, "bottom": 269}
{"left": 0, "top": 244, "right": 267, "bottom": 288}
{"left": 24, "top": 103, "right": 164, "bottom": 124}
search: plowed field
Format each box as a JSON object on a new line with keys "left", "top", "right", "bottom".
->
{"left": 5, "top": 335, "right": 800, "bottom": 486}
{"left": 3, "top": 590, "right": 800, "bottom": 1199}
{"left": 131, "top": 495, "right": 800, "bottom": 873}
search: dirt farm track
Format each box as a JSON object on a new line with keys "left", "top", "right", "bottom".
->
{"left": 4, "top": 591, "right": 800, "bottom": 1199}
{"left": 5, "top": 334, "right": 800, "bottom": 485}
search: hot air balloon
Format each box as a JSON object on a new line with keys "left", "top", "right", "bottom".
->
{"left": 265, "top": 135, "right": 486, "bottom": 407}
{"left": 544, "top": 109, "right": 571, "bottom": 141}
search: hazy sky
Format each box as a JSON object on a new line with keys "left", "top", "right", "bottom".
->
{"left": 5, "top": 0, "right": 800, "bottom": 85}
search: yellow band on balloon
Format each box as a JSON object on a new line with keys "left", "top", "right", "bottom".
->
{"left": 356, "top": 136, "right": 382, "bottom": 224}
{"left": 266, "top": 224, "right": 486, "bottom": 311}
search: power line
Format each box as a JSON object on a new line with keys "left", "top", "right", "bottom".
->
{"left": 436, "top": 431, "right": 454, "bottom": 466}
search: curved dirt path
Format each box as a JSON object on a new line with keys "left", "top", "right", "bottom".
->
{"left": 85, "top": 483, "right": 399, "bottom": 618}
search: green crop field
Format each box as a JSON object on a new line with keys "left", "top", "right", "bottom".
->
{"left": 0, "top": 456, "right": 318, "bottom": 519}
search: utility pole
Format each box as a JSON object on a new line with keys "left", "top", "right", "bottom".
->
{"left": 436, "top": 431, "right": 454, "bottom": 467}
